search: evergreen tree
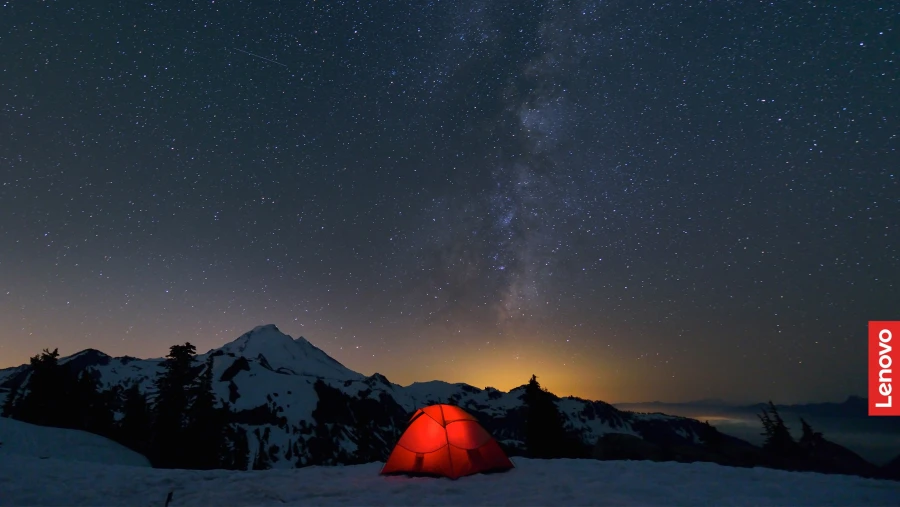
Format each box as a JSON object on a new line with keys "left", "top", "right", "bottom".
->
{"left": 185, "top": 356, "right": 228, "bottom": 469}
{"left": 14, "top": 349, "right": 67, "bottom": 427}
{"left": 698, "top": 420, "right": 724, "bottom": 449}
{"left": 523, "top": 374, "right": 572, "bottom": 459}
{"left": 798, "top": 417, "right": 824, "bottom": 452}
{"left": 252, "top": 432, "right": 272, "bottom": 470}
{"left": 1, "top": 384, "right": 19, "bottom": 417}
{"left": 151, "top": 343, "right": 198, "bottom": 468}
{"left": 119, "top": 383, "right": 152, "bottom": 456}
{"left": 758, "top": 401, "right": 797, "bottom": 458}
{"left": 227, "top": 425, "right": 251, "bottom": 471}
{"left": 352, "top": 414, "right": 377, "bottom": 464}
{"left": 758, "top": 405, "right": 773, "bottom": 436}
{"left": 72, "top": 371, "right": 114, "bottom": 436}
{"left": 8, "top": 348, "right": 116, "bottom": 440}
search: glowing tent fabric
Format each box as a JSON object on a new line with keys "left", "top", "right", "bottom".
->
{"left": 380, "top": 404, "right": 515, "bottom": 479}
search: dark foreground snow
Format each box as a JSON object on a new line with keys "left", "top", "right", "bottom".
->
{"left": 1, "top": 454, "right": 898, "bottom": 506}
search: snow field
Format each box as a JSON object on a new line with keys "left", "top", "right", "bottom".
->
{"left": 1, "top": 455, "right": 898, "bottom": 507}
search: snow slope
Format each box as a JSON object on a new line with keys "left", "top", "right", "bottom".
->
{"left": 0, "top": 455, "right": 897, "bottom": 507}
{"left": 0, "top": 416, "right": 150, "bottom": 468}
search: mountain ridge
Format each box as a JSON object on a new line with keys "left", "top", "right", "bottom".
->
{"left": 0, "top": 324, "right": 887, "bottom": 475}
{"left": 615, "top": 395, "right": 871, "bottom": 419}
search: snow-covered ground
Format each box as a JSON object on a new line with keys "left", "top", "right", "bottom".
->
{"left": 1, "top": 455, "right": 897, "bottom": 506}
{"left": 0, "top": 417, "right": 150, "bottom": 468}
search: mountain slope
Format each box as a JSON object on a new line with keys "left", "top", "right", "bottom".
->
{"left": 0, "top": 324, "right": 740, "bottom": 470}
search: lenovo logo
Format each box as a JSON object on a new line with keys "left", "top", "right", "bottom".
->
{"left": 869, "top": 322, "right": 899, "bottom": 416}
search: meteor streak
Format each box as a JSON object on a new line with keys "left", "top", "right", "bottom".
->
{"left": 230, "top": 47, "right": 288, "bottom": 68}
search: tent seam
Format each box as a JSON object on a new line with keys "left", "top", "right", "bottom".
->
{"left": 440, "top": 404, "right": 455, "bottom": 477}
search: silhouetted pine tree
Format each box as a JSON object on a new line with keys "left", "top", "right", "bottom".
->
{"left": 698, "top": 420, "right": 724, "bottom": 449}
{"left": 226, "top": 425, "right": 251, "bottom": 470}
{"left": 151, "top": 343, "right": 198, "bottom": 468}
{"left": 185, "top": 356, "right": 228, "bottom": 469}
{"left": 7, "top": 348, "right": 116, "bottom": 441}
{"left": 352, "top": 414, "right": 377, "bottom": 464}
{"left": 252, "top": 433, "right": 272, "bottom": 470}
{"left": 72, "top": 371, "right": 115, "bottom": 436}
{"left": 14, "top": 349, "right": 67, "bottom": 427}
{"left": 1, "top": 384, "right": 19, "bottom": 417}
{"left": 523, "top": 374, "right": 574, "bottom": 459}
{"left": 798, "top": 417, "right": 825, "bottom": 454}
{"left": 118, "top": 383, "right": 152, "bottom": 456}
{"left": 758, "top": 401, "right": 798, "bottom": 459}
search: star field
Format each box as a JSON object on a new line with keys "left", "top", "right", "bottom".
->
{"left": 1, "top": 0, "right": 897, "bottom": 403}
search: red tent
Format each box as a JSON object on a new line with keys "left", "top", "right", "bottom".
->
{"left": 380, "top": 404, "right": 515, "bottom": 479}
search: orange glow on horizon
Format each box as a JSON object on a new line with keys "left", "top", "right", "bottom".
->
{"left": 356, "top": 339, "right": 621, "bottom": 402}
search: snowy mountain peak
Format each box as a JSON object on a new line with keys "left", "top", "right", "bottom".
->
{"left": 59, "top": 348, "right": 113, "bottom": 370}
{"left": 215, "top": 324, "right": 362, "bottom": 381}
{"left": 366, "top": 373, "right": 394, "bottom": 389}
{"left": 251, "top": 323, "right": 281, "bottom": 334}
{"left": 229, "top": 324, "right": 294, "bottom": 351}
{"left": 64, "top": 348, "right": 111, "bottom": 360}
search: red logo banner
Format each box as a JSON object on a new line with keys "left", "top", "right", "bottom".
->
{"left": 869, "top": 321, "right": 899, "bottom": 416}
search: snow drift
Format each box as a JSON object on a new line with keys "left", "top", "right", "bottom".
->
{"left": 0, "top": 416, "right": 150, "bottom": 467}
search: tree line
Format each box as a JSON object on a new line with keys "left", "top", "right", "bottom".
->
{"left": 519, "top": 374, "right": 887, "bottom": 480}
{"left": 3, "top": 347, "right": 881, "bottom": 478}
{"left": 755, "top": 401, "right": 843, "bottom": 471}
{"left": 1, "top": 344, "right": 250, "bottom": 470}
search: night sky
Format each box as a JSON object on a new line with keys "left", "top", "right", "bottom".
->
{"left": 1, "top": 1, "right": 897, "bottom": 404}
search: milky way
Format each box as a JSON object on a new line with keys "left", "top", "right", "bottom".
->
{"left": 1, "top": 0, "right": 896, "bottom": 403}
